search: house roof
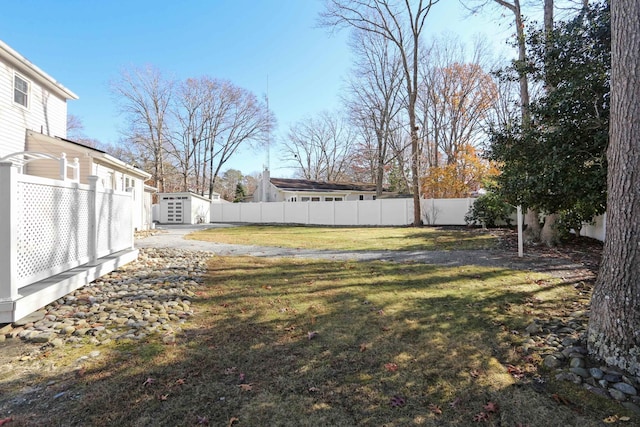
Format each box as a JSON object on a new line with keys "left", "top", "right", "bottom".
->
{"left": 26, "top": 130, "right": 151, "bottom": 179}
{"left": 270, "top": 178, "right": 381, "bottom": 193}
{"left": 0, "top": 39, "right": 79, "bottom": 101}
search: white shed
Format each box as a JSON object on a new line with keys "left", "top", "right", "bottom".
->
{"left": 157, "top": 192, "right": 215, "bottom": 224}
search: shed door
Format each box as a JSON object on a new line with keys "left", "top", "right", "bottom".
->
{"left": 166, "top": 200, "right": 184, "bottom": 223}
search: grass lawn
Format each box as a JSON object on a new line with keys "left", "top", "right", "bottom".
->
{"left": 9, "top": 256, "right": 625, "bottom": 426}
{"left": 185, "top": 225, "right": 500, "bottom": 251}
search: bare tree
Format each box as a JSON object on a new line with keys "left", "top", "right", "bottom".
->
{"left": 344, "top": 28, "right": 405, "bottom": 194}
{"left": 111, "top": 65, "right": 174, "bottom": 192}
{"left": 282, "top": 111, "right": 356, "bottom": 181}
{"left": 66, "top": 114, "right": 84, "bottom": 139}
{"left": 207, "top": 85, "right": 273, "bottom": 198}
{"left": 167, "top": 77, "right": 208, "bottom": 192}
{"left": 418, "top": 37, "right": 498, "bottom": 170}
{"left": 64, "top": 114, "right": 105, "bottom": 150}
{"left": 321, "top": 0, "right": 440, "bottom": 225}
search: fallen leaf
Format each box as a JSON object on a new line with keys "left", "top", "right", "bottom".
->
{"left": 224, "top": 367, "right": 237, "bottom": 375}
{"left": 228, "top": 416, "right": 239, "bottom": 427}
{"left": 384, "top": 363, "right": 398, "bottom": 372}
{"left": 620, "top": 416, "right": 631, "bottom": 422}
{"left": 196, "top": 415, "right": 209, "bottom": 425}
{"left": 307, "top": 331, "right": 319, "bottom": 340}
{"left": 472, "top": 412, "right": 489, "bottom": 422}
{"left": 377, "top": 309, "right": 385, "bottom": 315}
{"left": 175, "top": 378, "right": 186, "bottom": 385}
{"left": 449, "top": 397, "right": 462, "bottom": 408}
{"left": 239, "top": 373, "right": 246, "bottom": 382}
{"left": 390, "top": 395, "right": 406, "bottom": 408}
{"left": 469, "top": 369, "right": 480, "bottom": 378}
{"left": 603, "top": 415, "right": 618, "bottom": 424}
{"left": 0, "top": 418, "right": 13, "bottom": 426}
{"left": 506, "top": 364, "right": 525, "bottom": 379}
{"left": 428, "top": 403, "right": 442, "bottom": 415}
{"left": 359, "top": 343, "right": 368, "bottom": 352}
{"left": 159, "top": 394, "right": 169, "bottom": 401}
{"left": 142, "top": 377, "right": 154, "bottom": 387}
{"left": 308, "top": 387, "right": 320, "bottom": 393}
{"left": 238, "top": 383, "right": 253, "bottom": 391}
{"left": 552, "top": 393, "right": 571, "bottom": 406}
{"left": 483, "top": 401, "right": 499, "bottom": 413}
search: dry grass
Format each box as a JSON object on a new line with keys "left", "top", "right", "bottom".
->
{"left": 1, "top": 256, "right": 628, "bottom": 426}
{"left": 185, "top": 225, "right": 499, "bottom": 251}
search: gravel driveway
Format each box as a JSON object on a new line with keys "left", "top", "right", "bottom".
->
{"left": 137, "top": 224, "right": 593, "bottom": 281}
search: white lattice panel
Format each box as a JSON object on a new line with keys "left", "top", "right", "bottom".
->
{"left": 16, "top": 181, "right": 91, "bottom": 287}
{"left": 96, "top": 190, "right": 132, "bottom": 256}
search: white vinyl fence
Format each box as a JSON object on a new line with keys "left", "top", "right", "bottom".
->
{"left": 0, "top": 163, "right": 134, "bottom": 303}
{"left": 210, "top": 198, "right": 476, "bottom": 226}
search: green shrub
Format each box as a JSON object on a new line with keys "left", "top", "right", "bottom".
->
{"left": 465, "top": 193, "right": 514, "bottom": 228}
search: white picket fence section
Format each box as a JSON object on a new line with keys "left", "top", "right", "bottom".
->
{"left": 210, "top": 198, "right": 476, "bottom": 226}
{"left": 0, "top": 163, "right": 134, "bottom": 303}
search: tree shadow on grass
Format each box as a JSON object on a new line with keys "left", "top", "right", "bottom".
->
{"left": 0, "top": 256, "right": 619, "bottom": 426}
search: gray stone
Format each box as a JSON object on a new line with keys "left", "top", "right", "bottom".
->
{"left": 557, "top": 372, "right": 583, "bottom": 384}
{"left": 13, "top": 310, "right": 46, "bottom": 326}
{"left": 61, "top": 326, "right": 76, "bottom": 335}
{"left": 30, "top": 332, "right": 55, "bottom": 343}
{"left": 589, "top": 367, "right": 605, "bottom": 380}
{"left": 613, "top": 382, "right": 638, "bottom": 396}
{"left": 609, "top": 388, "right": 628, "bottom": 401}
{"left": 569, "top": 367, "right": 590, "bottom": 378}
{"left": 604, "top": 374, "right": 623, "bottom": 383}
{"left": 570, "top": 358, "right": 585, "bottom": 368}
{"left": 584, "top": 383, "right": 610, "bottom": 398}
{"left": 0, "top": 323, "right": 13, "bottom": 335}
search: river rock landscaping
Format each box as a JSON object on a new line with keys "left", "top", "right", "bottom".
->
{"left": 1, "top": 248, "right": 211, "bottom": 353}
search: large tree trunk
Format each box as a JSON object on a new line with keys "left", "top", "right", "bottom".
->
{"left": 588, "top": 0, "right": 640, "bottom": 375}
{"left": 540, "top": 213, "right": 560, "bottom": 247}
{"left": 523, "top": 209, "right": 541, "bottom": 243}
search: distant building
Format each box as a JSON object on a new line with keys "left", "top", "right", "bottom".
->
{"left": 253, "top": 169, "right": 385, "bottom": 202}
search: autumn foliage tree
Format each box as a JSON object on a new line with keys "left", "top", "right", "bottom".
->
{"left": 420, "top": 144, "right": 498, "bottom": 198}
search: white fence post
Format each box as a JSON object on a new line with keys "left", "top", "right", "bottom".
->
{"left": 0, "top": 162, "right": 19, "bottom": 303}
{"left": 88, "top": 176, "right": 99, "bottom": 264}
{"left": 126, "top": 187, "right": 135, "bottom": 249}
{"left": 72, "top": 157, "right": 80, "bottom": 182}
{"left": 59, "top": 152, "right": 68, "bottom": 180}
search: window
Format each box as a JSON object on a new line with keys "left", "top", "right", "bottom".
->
{"left": 359, "top": 195, "right": 364, "bottom": 201}
{"left": 373, "top": 196, "right": 377, "bottom": 200}
{"left": 14, "top": 74, "right": 29, "bottom": 108}
{"left": 301, "top": 197, "right": 310, "bottom": 202}
{"left": 311, "top": 197, "right": 320, "bottom": 202}
{"left": 325, "top": 197, "right": 333, "bottom": 202}
{"left": 334, "top": 197, "right": 343, "bottom": 202}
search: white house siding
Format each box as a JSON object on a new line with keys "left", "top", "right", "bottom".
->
{"left": 0, "top": 62, "right": 68, "bottom": 158}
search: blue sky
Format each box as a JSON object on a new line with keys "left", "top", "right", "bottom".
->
{"left": 1, "top": 0, "right": 512, "bottom": 177}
